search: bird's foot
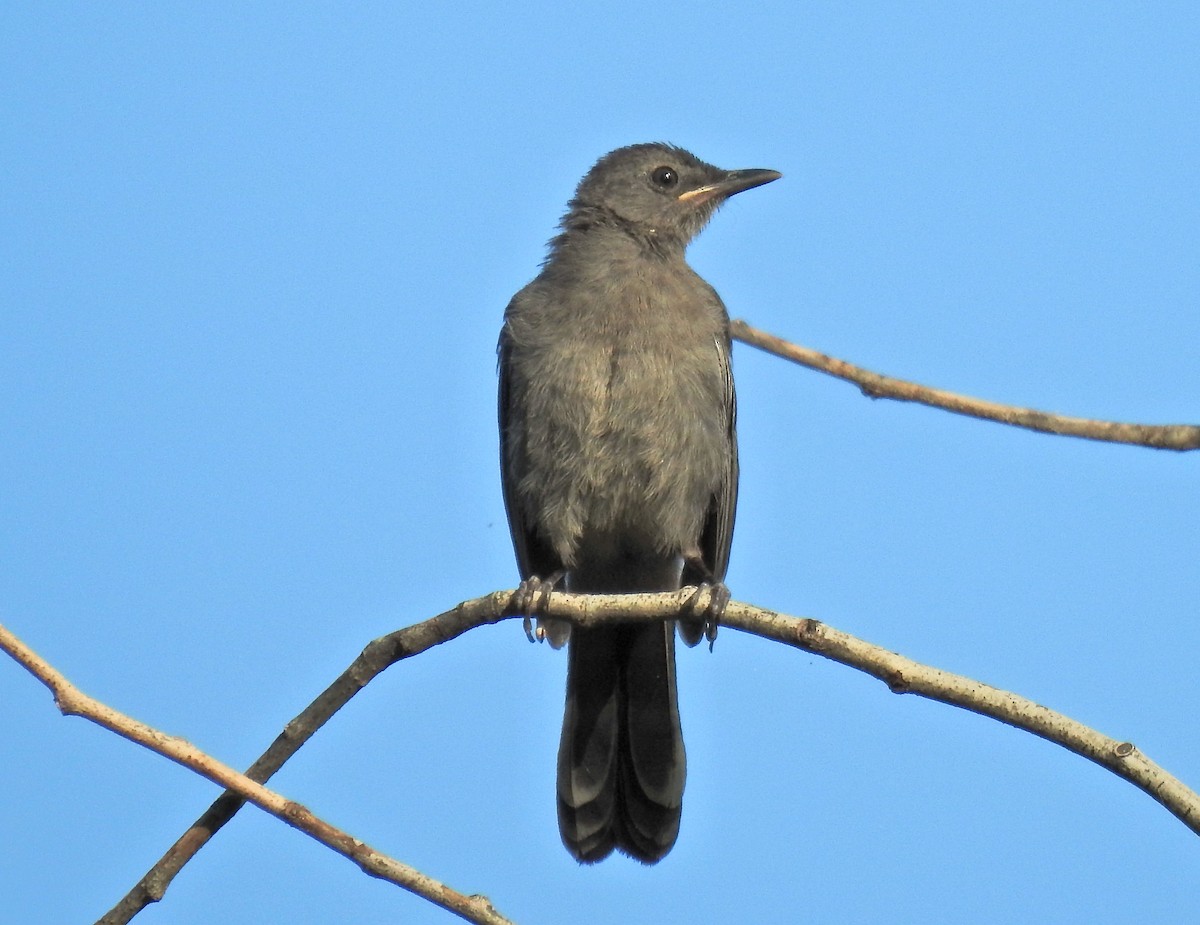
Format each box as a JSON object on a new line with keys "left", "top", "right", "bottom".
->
{"left": 679, "top": 581, "right": 730, "bottom": 650}
{"left": 515, "top": 572, "right": 565, "bottom": 644}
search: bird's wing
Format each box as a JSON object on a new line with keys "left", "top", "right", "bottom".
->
{"left": 679, "top": 328, "right": 738, "bottom": 647}
{"left": 497, "top": 316, "right": 558, "bottom": 581}
{"left": 698, "top": 329, "right": 739, "bottom": 582}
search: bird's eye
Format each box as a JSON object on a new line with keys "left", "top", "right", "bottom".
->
{"left": 650, "top": 166, "right": 678, "bottom": 188}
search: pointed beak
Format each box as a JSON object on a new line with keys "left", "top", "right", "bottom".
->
{"left": 676, "top": 167, "right": 782, "bottom": 206}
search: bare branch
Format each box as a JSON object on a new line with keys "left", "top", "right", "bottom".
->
{"left": 8, "top": 587, "right": 1197, "bottom": 923}
{"left": 0, "top": 621, "right": 517, "bottom": 925}
{"left": 537, "top": 590, "right": 1200, "bottom": 835}
{"left": 715, "top": 600, "right": 1200, "bottom": 833}
{"left": 731, "top": 319, "right": 1200, "bottom": 451}
{"left": 92, "top": 591, "right": 514, "bottom": 923}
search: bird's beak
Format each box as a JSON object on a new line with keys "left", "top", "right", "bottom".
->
{"left": 677, "top": 168, "right": 782, "bottom": 206}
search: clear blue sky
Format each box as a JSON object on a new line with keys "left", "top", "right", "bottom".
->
{"left": 3, "top": 4, "right": 1198, "bottom": 923}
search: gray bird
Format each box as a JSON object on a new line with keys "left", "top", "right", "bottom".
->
{"left": 498, "top": 143, "right": 779, "bottom": 864}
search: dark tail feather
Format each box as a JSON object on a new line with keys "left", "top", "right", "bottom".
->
{"left": 557, "top": 622, "right": 685, "bottom": 864}
{"left": 557, "top": 625, "right": 621, "bottom": 861}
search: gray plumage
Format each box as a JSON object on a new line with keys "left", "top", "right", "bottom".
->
{"left": 498, "top": 143, "right": 779, "bottom": 863}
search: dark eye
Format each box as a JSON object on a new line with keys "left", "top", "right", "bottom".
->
{"left": 650, "top": 166, "right": 678, "bottom": 188}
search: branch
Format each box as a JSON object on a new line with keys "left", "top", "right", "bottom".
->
{"left": 533, "top": 591, "right": 1200, "bottom": 834}
{"left": 0, "top": 621, "right": 516, "bottom": 925}
{"left": 731, "top": 319, "right": 1200, "bottom": 451}
{"left": 717, "top": 601, "right": 1200, "bottom": 833}
{"left": 10, "top": 588, "right": 1198, "bottom": 922}
{"left": 96, "top": 592, "right": 516, "bottom": 923}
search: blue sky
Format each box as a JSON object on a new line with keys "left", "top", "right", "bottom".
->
{"left": 2, "top": 4, "right": 1198, "bottom": 923}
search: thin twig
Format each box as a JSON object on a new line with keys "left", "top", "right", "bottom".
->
{"left": 731, "top": 319, "right": 1200, "bottom": 451}
{"left": 0, "top": 621, "right": 516, "bottom": 925}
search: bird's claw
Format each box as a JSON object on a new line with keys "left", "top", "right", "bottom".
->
{"left": 515, "top": 572, "right": 564, "bottom": 644}
{"left": 679, "top": 581, "right": 730, "bottom": 649}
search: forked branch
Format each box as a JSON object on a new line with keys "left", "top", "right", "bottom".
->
{"left": 3, "top": 586, "right": 1197, "bottom": 925}
{"left": 0, "top": 621, "right": 516, "bottom": 925}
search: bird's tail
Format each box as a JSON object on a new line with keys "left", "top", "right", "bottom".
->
{"left": 557, "top": 621, "right": 685, "bottom": 864}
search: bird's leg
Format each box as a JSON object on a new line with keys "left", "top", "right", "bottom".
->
{"left": 515, "top": 571, "right": 565, "bottom": 643}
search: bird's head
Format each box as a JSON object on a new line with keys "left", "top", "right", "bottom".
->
{"left": 564, "top": 142, "right": 780, "bottom": 248}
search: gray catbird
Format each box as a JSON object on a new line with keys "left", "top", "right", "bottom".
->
{"left": 498, "top": 143, "right": 780, "bottom": 864}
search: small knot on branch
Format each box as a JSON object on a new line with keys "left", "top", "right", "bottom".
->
{"left": 795, "top": 618, "right": 824, "bottom": 649}
{"left": 886, "top": 669, "right": 912, "bottom": 693}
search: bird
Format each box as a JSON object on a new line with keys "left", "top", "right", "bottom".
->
{"left": 498, "top": 142, "right": 780, "bottom": 863}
